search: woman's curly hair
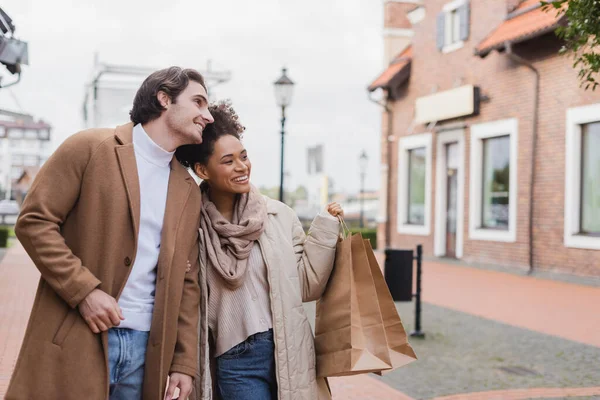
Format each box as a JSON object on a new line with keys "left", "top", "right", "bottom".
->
{"left": 175, "top": 99, "right": 245, "bottom": 169}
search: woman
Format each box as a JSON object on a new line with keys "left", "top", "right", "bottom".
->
{"left": 175, "top": 100, "right": 342, "bottom": 400}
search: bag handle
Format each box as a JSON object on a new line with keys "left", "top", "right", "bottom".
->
{"left": 337, "top": 215, "right": 351, "bottom": 239}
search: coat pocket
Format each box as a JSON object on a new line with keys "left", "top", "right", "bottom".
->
{"left": 52, "top": 309, "right": 78, "bottom": 347}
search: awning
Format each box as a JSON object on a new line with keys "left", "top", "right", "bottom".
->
{"left": 475, "top": 0, "right": 566, "bottom": 58}
{"left": 368, "top": 46, "right": 412, "bottom": 92}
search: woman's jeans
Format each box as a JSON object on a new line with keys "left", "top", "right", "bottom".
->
{"left": 108, "top": 328, "right": 149, "bottom": 400}
{"left": 216, "top": 329, "right": 278, "bottom": 400}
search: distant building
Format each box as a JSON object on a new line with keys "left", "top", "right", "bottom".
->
{"left": 83, "top": 56, "right": 232, "bottom": 129}
{"left": 0, "top": 110, "right": 52, "bottom": 200}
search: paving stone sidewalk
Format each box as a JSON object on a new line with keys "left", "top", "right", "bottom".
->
{"left": 304, "top": 299, "right": 600, "bottom": 400}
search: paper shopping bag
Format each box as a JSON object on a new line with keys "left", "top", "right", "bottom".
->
{"left": 364, "top": 240, "right": 417, "bottom": 373}
{"left": 314, "top": 226, "right": 392, "bottom": 377}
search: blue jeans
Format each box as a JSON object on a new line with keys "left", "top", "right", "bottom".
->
{"left": 216, "top": 329, "right": 278, "bottom": 400}
{"left": 108, "top": 328, "right": 149, "bottom": 400}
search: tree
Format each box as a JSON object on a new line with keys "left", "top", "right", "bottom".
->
{"left": 542, "top": 0, "right": 600, "bottom": 90}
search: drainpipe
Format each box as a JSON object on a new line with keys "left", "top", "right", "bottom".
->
{"left": 505, "top": 41, "right": 539, "bottom": 275}
{"left": 369, "top": 90, "right": 393, "bottom": 248}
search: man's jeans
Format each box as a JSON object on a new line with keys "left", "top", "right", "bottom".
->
{"left": 108, "top": 328, "right": 149, "bottom": 400}
{"left": 216, "top": 329, "right": 278, "bottom": 400}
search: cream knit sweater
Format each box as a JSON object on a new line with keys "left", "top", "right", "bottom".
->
{"left": 207, "top": 241, "right": 273, "bottom": 357}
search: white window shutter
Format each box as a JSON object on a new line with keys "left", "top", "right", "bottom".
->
{"left": 437, "top": 12, "right": 446, "bottom": 51}
{"left": 459, "top": 2, "right": 470, "bottom": 41}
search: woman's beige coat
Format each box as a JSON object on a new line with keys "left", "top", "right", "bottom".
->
{"left": 194, "top": 196, "right": 339, "bottom": 399}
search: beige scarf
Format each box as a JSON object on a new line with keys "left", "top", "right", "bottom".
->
{"left": 200, "top": 183, "right": 267, "bottom": 289}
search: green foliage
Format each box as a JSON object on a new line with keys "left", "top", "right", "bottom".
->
{"left": 492, "top": 165, "right": 510, "bottom": 194}
{"left": 350, "top": 228, "right": 377, "bottom": 250}
{"left": 0, "top": 227, "right": 9, "bottom": 248}
{"left": 542, "top": 0, "right": 600, "bottom": 90}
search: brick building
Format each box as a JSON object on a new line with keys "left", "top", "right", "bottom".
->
{"left": 369, "top": 0, "right": 600, "bottom": 276}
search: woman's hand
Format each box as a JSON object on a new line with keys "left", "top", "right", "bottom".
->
{"left": 327, "top": 202, "right": 344, "bottom": 217}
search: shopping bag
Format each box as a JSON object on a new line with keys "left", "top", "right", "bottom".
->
{"left": 364, "top": 239, "right": 417, "bottom": 374}
{"left": 314, "top": 220, "right": 392, "bottom": 377}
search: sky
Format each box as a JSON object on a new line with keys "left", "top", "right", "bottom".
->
{"left": 0, "top": 0, "right": 385, "bottom": 195}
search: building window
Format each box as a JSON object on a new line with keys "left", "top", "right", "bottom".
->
{"left": 580, "top": 122, "right": 600, "bottom": 235}
{"left": 24, "top": 155, "right": 39, "bottom": 167}
{"left": 40, "top": 140, "right": 51, "bottom": 151}
{"left": 11, "top": 154, "right": 24, "bottom": 165}
{"left": 446, "top": 8, "right": 461, "bottom": 46}
{"left": 469, "top": 119, "right": 518, "bottom": 242}
{"left": 24, "top": 129, "right": 38, "bottom": 139}
{"left": 481, "top": 135, "right": 510, "bottom": 230}
{"left": 407, "top": 148, "right": 426, "bottom": 225}
{"left": 397, "top": 133, "right": 432, "bottom": 236}
{"left": 565, "top": 104, "right": 600, "bottom": 249}
{"left": 10, "top": 166, "right": 23, "bottom": 180}
{"left": 437, "top": 0, "right": 470, "bottom": 53}
{"left": 8, "top": 129, "right": 23, "bottom": 139}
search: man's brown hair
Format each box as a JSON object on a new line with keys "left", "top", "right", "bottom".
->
{"left": 129, "top": 66, "right": 207, "bottom": 125}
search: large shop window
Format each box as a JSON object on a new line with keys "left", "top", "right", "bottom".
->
{"left": 469, "top": 119, "right": 518, "bottom": 242}
{"left": 481, "top": 135, "right": 510, "bottom": 230}
{"left": 398, "top": 133, "right": 432, "bottom": 236}
{"left": 581, "top": 123, "right": 600, "bottom": 235}
{"left": 565, "top": 104, "right": 600, "bottom": 249}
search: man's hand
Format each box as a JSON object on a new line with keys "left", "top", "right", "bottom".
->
{"left": 78, "top": 289, "right": 124, "bottom": 333}
{"left": 165, "top": 373, "right": 193, "bottom": 400}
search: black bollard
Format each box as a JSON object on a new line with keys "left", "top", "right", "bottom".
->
{"left": 410, "top": 244, "right": 425, "bottom": 338}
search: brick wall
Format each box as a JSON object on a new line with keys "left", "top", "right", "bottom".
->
{"left": 377, "top": 0, "right": 600, "bottom": 276}
{"left": 384, "top": 2, "right": 418, "bottom": 29}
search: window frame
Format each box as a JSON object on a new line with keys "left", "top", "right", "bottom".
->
{"left": 469, "top": 119, "right": 518, "bottom": 242}
{"left": 397, "top": 133, "right": 433, "bottom": 236}
{"left": 442, "top": 0, "right": 467, "bottom": 53}
{"left": 480, "top": 135, "right": 511, "bottom": 231}
{"left": 579, "top": 123, "right": 600, "bottom": 236}
{"left": 565, "top": 104, "right": 600, "bottom": 249}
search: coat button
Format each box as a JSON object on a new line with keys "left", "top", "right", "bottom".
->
{"left": 124, "top": 257, "right": 132, "bottom": 266}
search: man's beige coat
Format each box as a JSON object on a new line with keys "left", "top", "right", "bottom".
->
{"left": 6, "top": 123, "right": 201, "bottom": 400}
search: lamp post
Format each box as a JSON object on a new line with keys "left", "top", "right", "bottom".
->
{"left": 273, "top": 67, "right": 295, "bottom": 203}
{"left": 359, "top": 150, "right": 368, "bottom": 228}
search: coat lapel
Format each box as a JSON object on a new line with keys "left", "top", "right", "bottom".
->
{"left": 157, "top": 160, "right": 193, "bottom": 279}
{"left": 114, "top": 123, "right": 141, "bottom": 244}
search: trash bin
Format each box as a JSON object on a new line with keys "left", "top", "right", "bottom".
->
{"left": 384, "top": 249, "right": 414, "bottom": 302}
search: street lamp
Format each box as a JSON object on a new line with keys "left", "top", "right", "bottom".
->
{"left": 359, "top": 150, "right": 368, "bottom": 228}
{"left": 273, "top": 67, "right": 295, "bottom": 203}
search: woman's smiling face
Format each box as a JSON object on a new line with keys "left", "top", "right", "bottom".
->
{"left": 195, "top": 134, "right": 251, "bottom": 194}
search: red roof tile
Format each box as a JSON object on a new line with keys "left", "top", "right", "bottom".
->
{"left": 475, "top": 2, "right": 566, "bottom": 57}
{"left": 368, "top": 46, "right": 412, "bottom": 92}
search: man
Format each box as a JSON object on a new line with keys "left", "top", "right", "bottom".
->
{"left": 6, "top": 67, "right": 213, "bottom": 400}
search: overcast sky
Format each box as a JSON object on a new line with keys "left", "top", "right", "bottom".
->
{"left": 0, "top": 0, "right": 385, "bottom": 194}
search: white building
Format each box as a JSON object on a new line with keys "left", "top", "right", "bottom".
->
{"left": 0, "top": 110, "right": 52, "bottom": 199}
{"left": 83, "top": 56, "right": 232, "bottom": 129}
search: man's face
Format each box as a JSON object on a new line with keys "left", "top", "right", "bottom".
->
{"left": 164, "top": 81, "right": 214, "bottom": 145}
